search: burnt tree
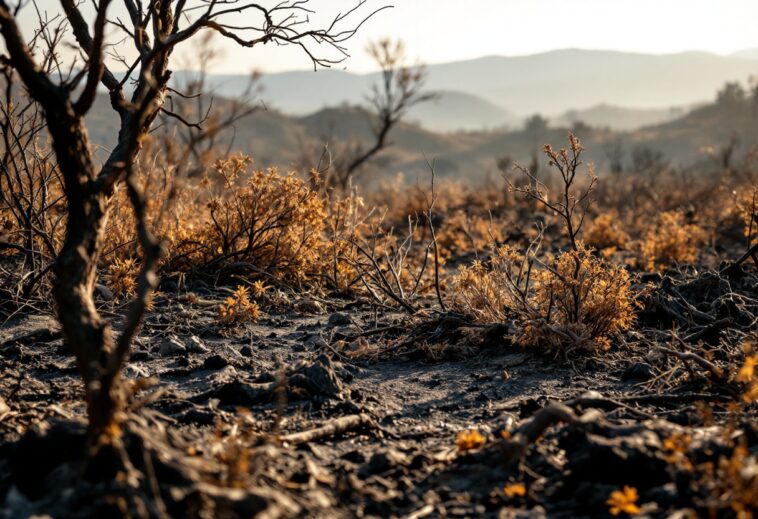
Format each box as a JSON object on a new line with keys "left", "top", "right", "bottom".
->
{"left": 328, "top": 38, "right": 434, "bottom": 190}
{"left": 0, "top": 0, "right": 384, "bottom": 439}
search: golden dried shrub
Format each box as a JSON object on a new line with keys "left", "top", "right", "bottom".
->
{"left": 522, "top": 246, "right": 635, "bottom": 353}
{"left": 585, "top": 210, "right": 630, "bottom": 252}
{"left": 451, "top": 243, "right": 635, "bottom": 355}
{"left": 200, "top": 159, "right": 328, "bottom": 281}
{"left": 322, "top": 190, "right": 368, "bottom": 291}
{"left": 103, "top": 153, "right": 330, "bottom": 284}
{"left": 735, "top": 187, "right": 757, "bottom": 244}
{"left": 449, "top": 247, "right": 524, "bottom": 323}
{"left": 640, "top": 210, "right": 708, "bottom": 270}
{"left": 437, "top": 210, "right": 505, "bottom": 258}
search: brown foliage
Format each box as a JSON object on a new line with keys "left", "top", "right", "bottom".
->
{"left": 451, "top": 242, "right": 635, "bottom": 355}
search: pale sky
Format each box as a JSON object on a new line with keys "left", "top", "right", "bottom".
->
{"left": 13, "top": 0, "right": 758, "bottom": 74}
{"left": 191, "top": 0, "right": 758, "bottom": 73}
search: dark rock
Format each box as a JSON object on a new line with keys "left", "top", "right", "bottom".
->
{"left": 158, "top": 336, "right": 186, "bottom": 356}
{"left": 302, "top": 333, "right": 328, "bottom": 349}
{"left": 621, "top": 362, "right": 655, "bottom": 381}
{"left": 341, "top": 450, "right": 367, "bottom": 464}
{"left": 361, "top": 449, "right": 409, "bottom": 476}
{"left": 159, "top": 278, "right": 179, "bottom": 293}
{"left": 287, "top": 354, "right": 344, "bottom": 400}
{"left": 185, "top": 336, "right": 209, "bottom": 354}
{"left": 130, "top": 350, "right": 149, "bottom": 362}
{"left": 203, "top": 354, "right": 229, "bottom": 370}
{"left": 94, "top": 283, "right": 113, "bottom": 301}
{"left": 200, "top": 380, "right": 273, "bottom": 407}
{"left": 255, "top": 372, "right": 276, "bottom": 383}
{"left": 177, "top": 483, "right": 300, "bottom": 518}
{"left": 327, "top": 312, "right": 352, "bottom": 327}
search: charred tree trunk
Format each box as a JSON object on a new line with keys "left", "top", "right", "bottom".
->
{"left": 44, "top": 101, "right": 122, "bottom": 436}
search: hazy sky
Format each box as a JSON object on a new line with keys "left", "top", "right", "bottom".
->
{"left": 189, "top": 0, "right": 758, "bottom": 73}
{"left": 13, "top": 0, "right": 758, "bottom": 74}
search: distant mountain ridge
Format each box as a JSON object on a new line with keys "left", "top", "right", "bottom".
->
{"left": 172, "top": 48, "right": 758, "bottom": 131}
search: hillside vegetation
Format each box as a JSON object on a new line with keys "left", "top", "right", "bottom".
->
{"left": 85, "top": 79, "right": 758, "bottom": 184}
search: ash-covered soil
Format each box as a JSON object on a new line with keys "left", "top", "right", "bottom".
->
{"left": 1, "top": 265, "right": 757, "bottom": 518}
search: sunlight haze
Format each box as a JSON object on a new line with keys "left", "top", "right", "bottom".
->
{"left": 201, "top": 0, "right": 758, "bottom": 73}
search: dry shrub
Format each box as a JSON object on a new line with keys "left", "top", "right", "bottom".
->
{"left": 344, "top": 212, "right": 436, "bottom": 312}
{"left": 451, "top": 242, "right": 635, "bottom": 355}
{"left": 0, "top": 74, "right": 66, "bottom": 270}
{"left": 655, "top": 343, "right": 758, "bottom": 517}
{"left": 735, "top": 187, "right": 757, "bottom": 246}
{"left": 322, "top": 189, "right": 369, "bottom": 291}
{"left": 585, "top": 210, "right": 630, "bottom": 253}
{"left": 737, "top": 345, "right": 758, "bottom": 403}
{"left": 640, "top": 210, "right": 708, "bottom": 270}
{"left": 217, "top": 285, "right": 262, "bottom": 325}
{"left": 367, "top": 173, "right": 466, "bottom": 223}
{"left": 199, "top": 156, "right": 327, "bottom": 279}
{"left": 437, "top": 210, "right": 505, "bottom": 258}
{"left": 104, "top": 153, "right": 329, "bottom": 285}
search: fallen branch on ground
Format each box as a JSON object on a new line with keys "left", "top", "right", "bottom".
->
{"left": 279, "top": 413, "right": 378, "bottom": 445}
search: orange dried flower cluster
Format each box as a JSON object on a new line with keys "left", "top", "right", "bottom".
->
{"left": 503, "top": 483, "right": 527, "bottom": 498}
{"left": 455, "top": 429, "right": 486, "bottom": 451}
{"left": 217, "top": 285, "right": 261, "bottom": 325}
{"left": 105, "top": 258, "right": 139, "bottom": 298}
{"left": 607, "top": 486, "right": 641, "bottom": 516}
{"left": 736, "top": 348, "right": 758, "bottom": 403}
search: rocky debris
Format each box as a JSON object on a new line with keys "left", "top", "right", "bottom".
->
{"left": 361, "top": 448, "right": 410, "bottom": 477}
{"left": 302, "top": 333, "right": 329, "bottom": 350}
{"left": 157, "top": 335, "right": 186, "bottom": 356}
{"left": 639, "top": 269, "right": 758, "bottom": 335}
{"left": 288, "top": 354, "right": 345, "bottom": 400}
{"left": 327, "top": 312, "right": 352, "bottom": 327}
{"left": 177, "top": 483, "right": 301, "bottom": 518}
{"left": 1, "top": 267, "right": 757, "bottom": 518}
{"left": 185, "top": 335, "right": 209, "bottom": 354}
{"left": 196, "top": 354, "right": 345, "bottom": 408}
{"left": 294, "top": 299, "right": 324, "bottom": 315}
{"left": 0, "top": 315, "right": 60, "bottom": 346}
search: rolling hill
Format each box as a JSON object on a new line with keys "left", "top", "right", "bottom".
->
{"left": 554, "top": 104, "right": 692, "bottom": 131}
{"left": 173, "top": 49, "right": 758, "bottom": 132}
